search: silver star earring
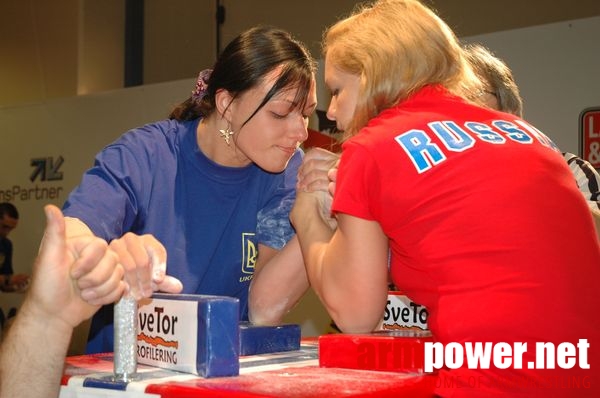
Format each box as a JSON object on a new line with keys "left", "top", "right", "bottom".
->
{"left": 219, "top": 125, "right": 235, "bottom": 146}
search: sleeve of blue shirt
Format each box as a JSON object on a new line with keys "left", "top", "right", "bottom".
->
{"left": 256, "top": 148, "right": 303, "bottom": 250}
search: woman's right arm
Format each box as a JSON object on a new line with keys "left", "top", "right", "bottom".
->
{"left": 290, "top": 192, "right": 389, "bottom": 333}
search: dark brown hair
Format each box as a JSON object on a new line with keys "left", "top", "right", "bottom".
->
{"left": 170, "top": 26, "right": 316, "bottom": 128}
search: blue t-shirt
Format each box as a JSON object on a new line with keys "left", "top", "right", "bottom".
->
{"left": 63, "top": 118, "right": 301, "bottom": 353}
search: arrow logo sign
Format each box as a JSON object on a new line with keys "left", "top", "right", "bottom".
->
{"left": 30, "top": 156, "right": 64, "bottom": 182}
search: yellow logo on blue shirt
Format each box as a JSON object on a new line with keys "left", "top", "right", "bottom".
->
{"left": 241, "top": 232, "right": 256, "bottom": 275}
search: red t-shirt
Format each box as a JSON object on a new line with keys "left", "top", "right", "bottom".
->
{"left": 333, "top": 85, "right": 600, "bottom": 397}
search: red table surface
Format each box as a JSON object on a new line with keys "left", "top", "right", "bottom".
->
{"left": 62, "top": 352, "right": 436, "bottom": 397}
{"left": 145, "top": 367, "right": 435, "bottom": 397}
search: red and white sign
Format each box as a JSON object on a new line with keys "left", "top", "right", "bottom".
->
{"left": 580, "top": 107, "right": 600, "bottom": 169}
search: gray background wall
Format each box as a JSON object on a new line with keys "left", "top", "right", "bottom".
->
{"left": 463, "top": 16, "right": 600, "bottom": 156}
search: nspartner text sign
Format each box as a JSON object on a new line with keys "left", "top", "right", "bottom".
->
{"left": 580, "top": 107, "right": 600, "bottom": 169}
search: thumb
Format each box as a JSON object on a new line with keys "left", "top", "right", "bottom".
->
{"left": 38, "top": 204, "right": 66, "bottom": 257}
{"left": 155, "top": 275, "right": 184, "bottom": 294}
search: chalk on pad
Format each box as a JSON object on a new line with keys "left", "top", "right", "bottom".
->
{"left": 318, "top": 330, "right": 433, "bottom": 373}
{"left": 137, "top": 293, "right": 240, "bottom": 377}
{"left": 239, "top": 322, "right": 301, "bottom": 356}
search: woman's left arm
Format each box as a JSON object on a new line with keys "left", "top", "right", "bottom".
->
{"left": 248, "top": 237, "right": 309, "bottom": 325}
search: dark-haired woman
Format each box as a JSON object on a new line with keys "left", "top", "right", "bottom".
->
{"left": 63, "top": 26, "right": 318, "bottom": 354}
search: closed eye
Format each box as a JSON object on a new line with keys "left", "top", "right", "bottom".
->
{"left": 271, "top": 112, "right": 288, "bottom": 119}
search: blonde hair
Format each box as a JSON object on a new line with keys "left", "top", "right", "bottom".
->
{"left": 323, "top": 0, "right": 480, "bottom": 138}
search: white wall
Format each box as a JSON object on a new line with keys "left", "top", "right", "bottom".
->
{"left": 463, "top": 16, "right": 600, "bottom": 156}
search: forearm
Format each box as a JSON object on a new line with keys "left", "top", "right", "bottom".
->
{"left": 291, "top": 195, "right": 389, "bottom": 333}
{"left": 0, "top": 299, "right": 73, "bottom": 398}
{"left": 290, "top": 197, "right": 338, "bottom": 315}
{"left": 248, "top": 237, "right": 310, "bottom": 325}
{"left": 294, "top": 225, "right": 332, "bottom": 301}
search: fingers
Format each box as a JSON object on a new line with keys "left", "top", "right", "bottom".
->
{"left": 70, "top": 239, "right": 127, "bottom": 304}
{"left": 90, "top": 232, "right": 176, "bottom": 301}
{"left": 327, "top": 167, "right": 338, "bottom": 182}
{"left": 38, "top": 204, "right": 67, "bottom": 261}
{"left": 109, "top": 233, "right": 168, "bottom": 300}
{"left": 11, "top": 276, "right": 31, "bottom": 292}
{"left": 147, "top": 246, "right": 166, "bottom": 283}
{"left": 109, "top": 233, "right": 151, "bottom": 299}
{"left": 297, "top": 148, "right": 340, "bottom": 192}
{"left": 10, "top": 274, "right": 31, "bottom": 291}
{"left": 328, "top": 168, "right": 338, "bottom": 196}
{"left": 11, "top": 274, "right": 30, "bottom": 285}
{"left": 301, "top": 176, "right": 332, "bottom": 192}
{"left": 298, "top": 149, "right": 338, "bottom": 175}
{"left": 154, "top": 275, "right": 184, "bottom": 294}
{"left": 146, "top": 246, "right": 183, "bottom": 292}
{"left": 73, "top": 239, "right": 117, "bottom": 289}
{"left": 304, "top": 147, "right": 338, "bottom": 161}
{"left": 82, "top": 279, "right": 128, "bottom": 307}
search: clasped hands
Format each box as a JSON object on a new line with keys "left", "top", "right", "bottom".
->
{"left": 294, "top": 147, "right": 340, "bottom": 230}
{"left": 28, "top": 205, "right": 183, "bottom": 330}
{"left": 107, "top": 232, "right": 183, "bottom": 301}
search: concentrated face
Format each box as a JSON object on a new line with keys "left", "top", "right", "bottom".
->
{"left": 0, "top": 215, "right": 17, "bottom": 239}
{"left": 228, "top": 68, "right": 317, "bottom": 173}
{"left": 324, "top": 55, "right": 361, "bottom": 132}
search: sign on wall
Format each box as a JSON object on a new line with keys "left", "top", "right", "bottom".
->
{"left": 579, "top": 107, "right": 600, "bottom": 169}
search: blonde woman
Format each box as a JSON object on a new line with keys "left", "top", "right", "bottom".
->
{"left": 291, "top": 1, "right": 600, "bottom": 396}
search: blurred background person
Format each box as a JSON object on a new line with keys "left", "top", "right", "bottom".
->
{"left": 0, "top": 202, "right": 30, "bottom": 292}
{"left": 463, "top": 42, "right": 600, "bottom": 239}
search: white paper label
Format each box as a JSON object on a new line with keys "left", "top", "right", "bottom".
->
{"left": 137, "top": 298, "right": 199, "bottom": 374}
{"left": 381, "top": 293, "right": 429, "bottom": 331}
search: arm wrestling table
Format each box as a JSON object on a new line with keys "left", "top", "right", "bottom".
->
{"left": 59, "top": 341, "right": 436, "bottom": 397}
